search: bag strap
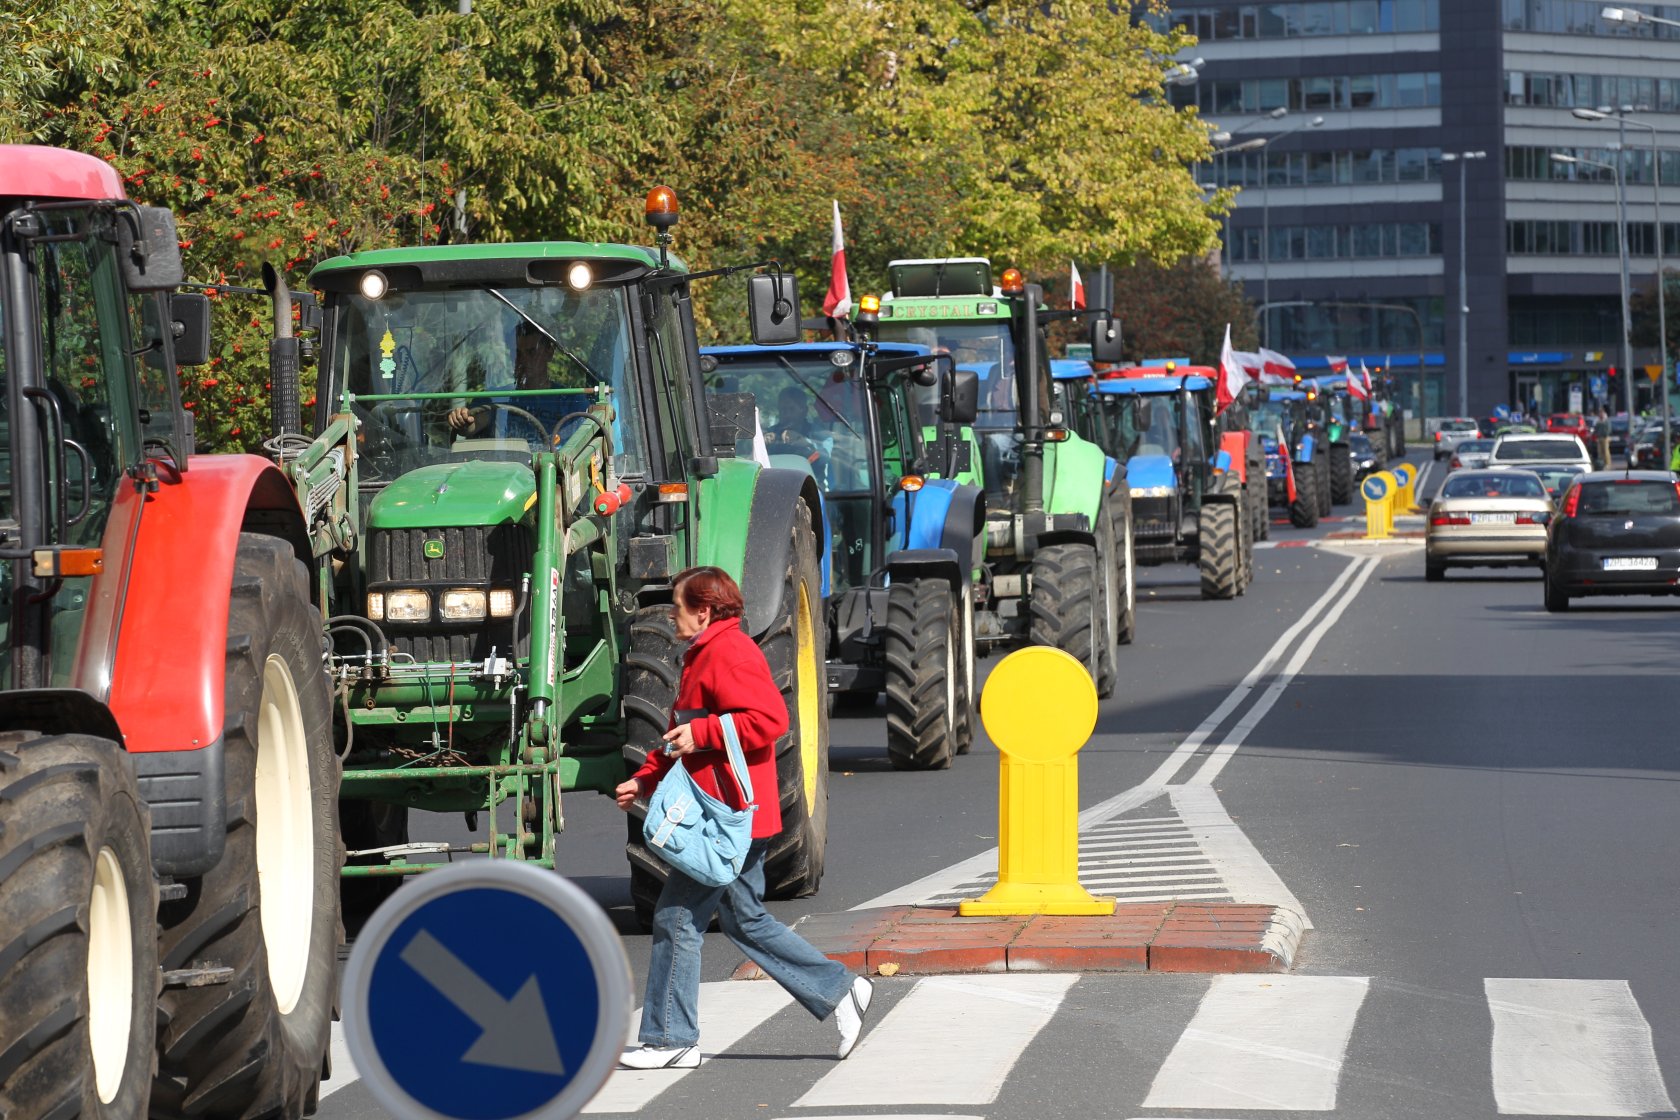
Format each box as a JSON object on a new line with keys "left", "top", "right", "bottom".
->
{"left": 718, "top": 714, "right": 755, "bottom": 809}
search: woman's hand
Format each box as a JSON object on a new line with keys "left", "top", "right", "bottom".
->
{"left": 661, "top": 723, "right": 696, "bottom": 756}
{"left": 613, "top": 778, "right": 642, "bottom": 810}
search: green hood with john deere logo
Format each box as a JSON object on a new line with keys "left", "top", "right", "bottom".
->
{"left": 367, "top": 461, "right": 536, "bottom": 529}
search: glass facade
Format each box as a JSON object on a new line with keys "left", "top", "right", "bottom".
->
{"left": 1506, "top": 146, "right": 1680, "bottom": 188}
{"left": 1229, "top": 222, "right": 1441, "bottom": 262}
{"left": 1503, "top": 0, "right": 1680, "bottom": 38}
{"left": 1507, "top": 219, "right": 1680, "bottom": 257}
{"left": 1260, "top": 298, "right": 1444, "bottom": 351}
{"left": 1150, "top": 1, "right": 1439, "bottom": 38}
{"left": 1214, "top": 147, "right": 1442, "bottom": 187}
{"left": 1504, "top": 70, "right": 1680, "bottom": 114}
{"left": 1190, "top": 72, "right": 1441, "bottom": 114}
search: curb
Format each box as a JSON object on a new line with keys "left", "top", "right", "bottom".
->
{"left": 730, "top": 903, "right": 1306, "bottom": 979}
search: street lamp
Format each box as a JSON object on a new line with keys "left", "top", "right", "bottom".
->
{"left": 1556, "top": 150, "right": 1636, "bottom": 437}
{"left": 1574, "top": 104, "right": 1671, "bottom": 465}
{"left": 1441, "top": 151, "right": 1487, "bottom": 419}
{"left": 1259, "top": 114, "right": 1325, "bottom": 347}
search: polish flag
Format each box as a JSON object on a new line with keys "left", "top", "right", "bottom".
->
{"left": 821, "top": 200, "right": 852, "bottom": 319}
{"left": 1349, "top": 360, "right": 1372, "bottom": 401}
{"left": 1363, "top": 360, "right": 1374, "bottom": 394}
{"left": 1216, "top": 323, "right": 1250, "bottom": 414}
{"left": 1070, "top": 262, "right": 1086, "bottom": 310}
{"left": 1325, "top": 354, "right": 1349, "bottom": 373}
{"left": 1258, "top": 347, "right": 1296, "bottom": 378}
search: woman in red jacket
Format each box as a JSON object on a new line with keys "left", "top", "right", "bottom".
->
{"left": 615, "top": 567, "right": 873, "bottom": 1070}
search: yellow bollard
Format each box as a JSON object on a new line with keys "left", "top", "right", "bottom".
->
{"left": 959, "top": 647, "right": 1115, "bottom": 917}
{"left": 1362, "top": 471, "right": 1397, "bottom": 539}
{"left": 1391, "top": 462, "right": 1418, "bottom": 512}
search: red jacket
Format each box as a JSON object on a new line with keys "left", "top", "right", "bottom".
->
{"left": 631, "top": 617, "right": 789, "bottom": 839}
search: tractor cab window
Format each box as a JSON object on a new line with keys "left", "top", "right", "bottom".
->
{"left": 701, "top": 352, "right": 872, "bottom": 492}
{"left": 1183, "top": 392, "right": 1207, "bottom": 468}
{"left": 1123, "top": 395, "right": 1182, "bottom": 463}
{"left": 333, "top": 285, "right": 645, "bottom": 481}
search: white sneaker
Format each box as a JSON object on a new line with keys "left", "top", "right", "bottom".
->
{"left": 835, "top": 976, "right": 874, "bottom": 1059}
{"left": 618, "top": 1044, "right": 701, "bottom": 1070}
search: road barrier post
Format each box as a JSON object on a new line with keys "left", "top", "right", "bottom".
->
{"left": 1362, "top": 471, "right": 1397, "bottom": 539}
{"left": 1392, "top": 462, "right": 1418, "bottom": 511}
{"left": 959, "top": 647, "right": 1115, "bottom": 917}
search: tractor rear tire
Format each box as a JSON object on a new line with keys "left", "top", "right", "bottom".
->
{"left": 152, "top": 535, "right": 339, "bottom": 1120}
{"left": 1330, "top": 446, "right": 1354, "bottom": 505}
{"left": 1317, "top": 458, "right": 1333, "bottom": 517}
{"left": 1289, "top": 463, "right": 1319, "bottom": 528}
{"left": 1027, "top": 542, "right": 1100, "bottom": 673}
{"left": 0, "top": 733, "right": 157, "bottom": 1120}
{"left": 1199, "top": 501, "right": 1241, "bottom": 600}
{"left": 758, "top": 500, "right": 831, "bottom": 899}
{"left": 1238, "top": 496, "right": 1255, "bottom": 593}
{"left": 621, "top": 606, "right": 684, "bottom": 932}
{"left": 1247, "top": 473, "right": 1269, "bottom": 542}
{"left": 952, "top": 590, "right": 977, "bottom": 756}
{"left": 883, "top": 579, "right": 958, "bottom": 771}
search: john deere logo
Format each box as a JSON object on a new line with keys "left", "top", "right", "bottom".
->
{"left": 423, "top": 539, "right": 445, "bottom": 560}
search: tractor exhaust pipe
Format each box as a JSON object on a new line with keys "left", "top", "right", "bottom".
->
{"left": 263, "top": 261, "right": 301, "bottom": 438}
{"left": 1021, "top": 282, "right": 1045, "bottom": 514}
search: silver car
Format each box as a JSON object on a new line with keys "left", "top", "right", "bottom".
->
{"left": 1426, "top": 469, "right": 1554, "bottom": 580}
{"left": 1432, "top": 417, "right": 1482, "bottom": 460}
{"left": 1448, "top": 437, "right": 1495, "bottom": 471}
{"left": 1487, "top": 433, "right": 1593, "bottom": 473}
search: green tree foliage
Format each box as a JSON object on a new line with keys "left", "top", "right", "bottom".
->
{"left": 3, "top": 0, "right": 1220, "bottom": 448}
{"left": 1108, "top": 256, "right": 1256, "bottom": 365}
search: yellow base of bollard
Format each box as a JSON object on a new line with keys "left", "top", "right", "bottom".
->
{"left": 958, "top": 883, "right": 1116, "bottom": 917}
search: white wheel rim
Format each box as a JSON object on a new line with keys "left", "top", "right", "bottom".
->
{"left": 256, "top": 653, "right": 314, "bottom": 1015}
{"left": 87, "top": 845, "right": 133, "bottom": 1103}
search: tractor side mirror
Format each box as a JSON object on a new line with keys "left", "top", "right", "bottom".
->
{"left": 942, "top": 367, "right": 980, "bottom": 426}
{"left": 1089, "top": 317, "right": 1123, "bottom": 363}
{"left": 168, "top": 293, "right": 212, "bottom": 366}
{"left": 116, "top": 206, "right": 187, "bottom": 293}
{"left": 748, "top": 272, "right": 801, "bottom": 345}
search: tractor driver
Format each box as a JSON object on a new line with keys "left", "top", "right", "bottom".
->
{"left": 445, "top": 323, "right": 565, "bottom": 442}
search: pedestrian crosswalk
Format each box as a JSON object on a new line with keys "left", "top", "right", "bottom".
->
{"left": 568, "top": 972, "right": 1677, "bottom": 1118}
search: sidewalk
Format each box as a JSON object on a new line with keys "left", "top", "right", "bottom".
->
{"left": 733, "top": 902, "right": 1306, "bottom": 980}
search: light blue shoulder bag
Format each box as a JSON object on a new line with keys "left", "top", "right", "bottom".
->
{"left": 643, "top": 714, "right": 756, "bottom": 887}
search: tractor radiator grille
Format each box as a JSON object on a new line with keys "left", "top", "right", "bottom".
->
{"left": 368, "top": 524, "right": 532, "bottom": 663}
{"left": 1132, "top": 496, "right": 1175, "bottom": 544}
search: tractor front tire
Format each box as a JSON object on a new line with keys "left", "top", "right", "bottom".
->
{"left": 1289, "top": 463, "right": 1320, "bottom": 528}
{"left": 883, "top": 579, "right": 958, "bottom": 771}
{"left": 0, "top": 733, "right": 157, "bottom": 1120}
{"left": 1330, "top": 445, "right": 1354, "bottom": 505}
{"left": 1027, "top": 542, "right": 1101, "bottom": 672}
{"left": 1199, "top": 501, "right": 1241, "bottom": 600}
{"left": 1114, "top": 497, "right": 1137, "bottom": 646}
{"left": 1316, "top": 458, "right": 1333, "bottom": 517}
{"left": 1092, "top": 503, "right": 1122, "bottom": 699}
{"left": 952, "top": 590, "right": 977, "bottom": 756}
{"left": 152, "top": 535, "right": 339, "bottom": 1120}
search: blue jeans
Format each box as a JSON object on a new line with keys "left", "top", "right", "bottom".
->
{"left": 639, "top": 840, "right": 854, "bottom": 1047}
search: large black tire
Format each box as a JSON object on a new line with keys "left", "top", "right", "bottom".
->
{"left": 883, "top": 579, "right": 958, "bottom": 771}
{"left": 1544, "top": 565, "right": 1570, "bottom": 612}
{"left": 1091, "top": 503, "right": 1122, "bottom": 700}
{"left": 757, "top": 500, "right": 830, "bottom": 899}
{"left": 338, "top": 799, "right": 408, "bottom": 934}
{"left": 1237, "top": 494, "right": 1255, "bottom": 594}
{"left": 1199, "top": 501, "right": 1241, "bottom": 600}
{"left": 0, "top": 733, "right": 157, "bottom": 1120}
{"left": 1289, "top": 462, "right": 1319, "bottom": 528}
{"left": 952, "top": 589, "right": 977, "bottom": 756}
{"left": 1027, "top": 542, "right": 1100, "bottom": 673}
{"left": 1425, "top": 555, "right": 1445, "bottom": 582}
{"left": 1315, "top": 455, "right": 1333, "bottom": 517}
{"left": 620, "top": 606, "right": 684, "bottom": 931}
{"left": 1113, "top": 494, "right": 1137, "bottom": 646}
{"left": 152, "top": 535, "right": 339, "bottom": 1120}
{"left": 1329, "top": 445, "right": 1354, "bottom": 505}
{"left": 1247, "top": 473, "right": 1269, "bottom": 542}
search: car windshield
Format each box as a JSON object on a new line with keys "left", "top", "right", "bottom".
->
{"left": 1531, "top": 465, "right": 1585, "bottom": 494}
{"left": 1494, "top": 438, "right": 1581, "bottom": 461}
{"left": 1442, "top": 420, "right": 1478, "bottom": 432}
{"left": 1442, "top": 473, "right": 1547, "bottom": 499}
{"left": 331, "top": 285, "right": 643, "bottom": 479}
{"left": 702, "top": 352, "right": 874, "bottom": 491}
{"left": 1574, "top": 480, "right": 1680, "bottom": 515}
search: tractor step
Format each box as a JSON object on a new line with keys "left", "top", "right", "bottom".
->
{"left": 162, "top": 964, "right": 235, "bottom": 989}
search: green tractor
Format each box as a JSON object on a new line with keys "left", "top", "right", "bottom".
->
{"left": 264, "top": 191, "right": 832, "bottom": 924}
{"left": 872, "top": 259, "right": 1132, "bottom": 696}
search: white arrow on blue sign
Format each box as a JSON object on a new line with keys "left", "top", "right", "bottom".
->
{"left": 343, "top": 861, "right": 632, "bottom": 1120}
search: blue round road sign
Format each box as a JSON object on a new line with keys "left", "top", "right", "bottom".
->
{"left": 343, "top": 862, "right": 631, "bottom": 1120}
{"left": 1392, "top": 462, "right": 1415, "bottom": 488}
{"left": 1361, "top": 474, "right": 1390, "bottom": 502}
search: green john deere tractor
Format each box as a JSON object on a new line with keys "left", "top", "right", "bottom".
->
{"left": 872, "top": 259, "right": 1133, "bottom": 696}
{"left": 264, "top": 192, "right": 832, "bottom": 925}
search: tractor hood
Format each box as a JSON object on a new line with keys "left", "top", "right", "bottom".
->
{"left": 1126, "top": 454, "right": 1177, "bottom": 493}
{"left": 368, "top": 461, "right": 537, "bottom": 530}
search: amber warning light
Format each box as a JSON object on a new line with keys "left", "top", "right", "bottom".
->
{"left": 859, "top": 294, "right": 881, "bottom": 314}
{"left": 645, "top": 186, "right": 680, "bottom": 229}
{"left": 1000, "top": 268, "right": 1025, "bottom": 295}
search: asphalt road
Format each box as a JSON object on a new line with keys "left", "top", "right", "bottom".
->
{"left": 317, "top": 453, "right": 1680, "bottom": 1120}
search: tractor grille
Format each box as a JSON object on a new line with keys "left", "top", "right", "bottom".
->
{"left": 368, "top": 524, "right": 533, "bottom": 663}
{"left": 1132, "top": 496, "right": 1175, "bottom": 544}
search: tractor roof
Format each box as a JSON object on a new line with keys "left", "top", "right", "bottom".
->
{"left": 1096, "top": 375, "right": 1212, "bottom": 395}
{"left": 1051, "top": 359, "right": 1094, "bottom": 380}
{"left": 0, "top": 145, "right": 125, "bottom": 202}
{"left": 309, "top": 241, "right": 678, "bottom": 291}
{"left": 886, "top": 257, "right": 991, "bottom": 298}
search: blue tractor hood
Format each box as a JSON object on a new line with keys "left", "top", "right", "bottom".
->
{"left": 1127, "top": 453, "right": 1177, "bottom": 491}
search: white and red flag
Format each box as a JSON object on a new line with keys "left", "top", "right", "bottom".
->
{"left": 1325, "top": 354, "right": 1349, "bottom": 373}
{"left": 1349, "top": 360, "right": 1372, "bottom": 401}
{"left": 1216, "top": 323, "right": 1251, "bottom": 414}
{"left": 1257, "top": 346, "right": 1295, "bottom": 386}
{"left": 821, "top": 200, "right": 852, "bottom": 319}
{"left": 1069, "top": 262, "right": 1086, "bottom": 310}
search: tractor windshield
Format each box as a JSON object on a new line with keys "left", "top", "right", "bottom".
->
{"left": 875, "top": 321, "right": 1017, "bottom": 431}
{"left": 700, "top": 352, "right": 873, "bottom": 493}
{"left": 1250, "top": 400, "right": 1290, "bottom": 446}
{"left": 1117, "top": 394, "right": 1182, "bottom": 462}
{"left": 330, "top": 285, "right": 645, "bottom": 480}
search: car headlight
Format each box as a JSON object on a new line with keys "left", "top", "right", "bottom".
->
{"left": 440, "top": 589, "right": 488, "bottom": 621}
{"left": 385, "top": 589, "right": 431, "bottom": 622}
{"left": 1131, "top": 485, "right": 1175, "bottom": 498}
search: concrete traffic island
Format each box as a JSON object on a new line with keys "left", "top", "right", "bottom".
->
{"left": 731, "top": 903, "right": 1306, "bottom": 978}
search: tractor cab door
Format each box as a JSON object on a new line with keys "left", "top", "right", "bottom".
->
{"left": 1180, "top": 388, "right": 1207, "bottom": 509}
{"left": 0, "top": 204, "right": 144, "bottom": 693}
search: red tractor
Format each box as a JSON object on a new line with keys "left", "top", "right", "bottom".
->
{"left": 0, "top": 147, "right": 338, "bottom": 1119}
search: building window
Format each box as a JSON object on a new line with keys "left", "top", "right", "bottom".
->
{"left": 1230, "top": 221, "right": 1441, "bottom": 261}
{"left": 1507, "top": 218, "right": 1678, "bottom": 256}
{"left": 1196, "top": 72, "right": 1442, "bottom": 114}
{"left": 1215, "top": 147, "right": 1440, "bottom": 188}
{"left": 1151, "top": 1, "right": 1440, "bottom": 39}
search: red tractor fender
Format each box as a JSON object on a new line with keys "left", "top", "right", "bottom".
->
{"left": 1219, "top": 431, "right": 1251, "bottom": 485}
{"left": 108, "top": 455, "right": 306, "bottom": 754}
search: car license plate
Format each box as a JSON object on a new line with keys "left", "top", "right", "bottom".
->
{"left": 1603, "top": 557, "right": 1658, "bottom": 571}
{"left": 1470, "top": 512, "right": 1516, "bottom": 524}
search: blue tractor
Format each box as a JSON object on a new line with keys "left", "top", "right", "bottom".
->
{"left": 1251, "top": 388, "right": 1330, "bottom": 528}
{"left": 700, "top": 341, "right": 985, "bottom": 770}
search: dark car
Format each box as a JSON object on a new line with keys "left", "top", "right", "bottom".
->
{"left": 1348, "top": 432, "right": 1379, "bottom": 481}
{"left": 1544, "top": 472, "right": 1680, "bottom": 611}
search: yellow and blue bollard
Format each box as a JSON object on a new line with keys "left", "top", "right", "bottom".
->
{"left": 960, "top": 647, "right": 1115, "bottom": 917}
{"left": 1391, "top": 461, "right": 1418, "bottom": 512}
{"left": 1362, "top": 470, "right": 1397, "bottom": 539}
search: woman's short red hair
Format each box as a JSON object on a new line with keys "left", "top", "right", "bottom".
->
{"left": 672, "top": 566, "right": 744, "bottom": 621}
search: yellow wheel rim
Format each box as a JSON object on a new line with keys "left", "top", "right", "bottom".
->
{"left": 795, "top": 582, "right": 820, "bottom": 811}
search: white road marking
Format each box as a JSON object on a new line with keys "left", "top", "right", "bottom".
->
{"left": 792, "top": 974, "right": 1074, "bottom": 1108}
{"left": 1486, "top": 978, "right": 1676, "bottom": 1116}
{"left": 1171, "top": 785, "right": 1310, "bottom": 920}
{"left": 1144, "top": 975, "right": 1371, "bottom": 1111}
{"left": 583, "top": 981, "right": 794, "bottom": 1114}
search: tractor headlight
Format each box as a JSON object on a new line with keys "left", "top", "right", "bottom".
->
{"left": 1131, "top": 485, "right": 1175, "bottom": 498}
{"left": 440, "top": 589, "right": 488, "bottom": 621}
{"left": 489, "top": 589, "right": 517, "bottom": 618}
{"left": 366, "top": 592, "right": 385, "bottom": 620}
{"left": 385, "top": 589, "right": 432, "bottom": 622}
